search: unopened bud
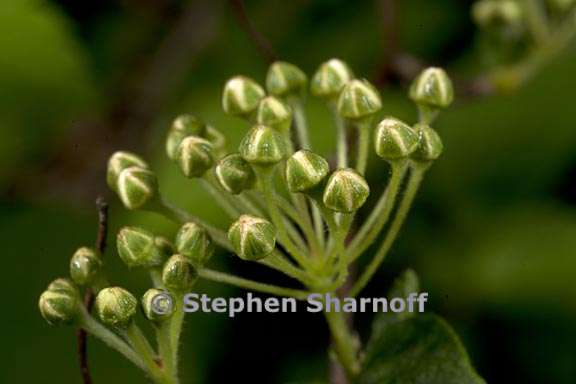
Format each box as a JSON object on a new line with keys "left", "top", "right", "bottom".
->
{"left": 166, "top": 114, "right": 207, "bottom": 160}
{"left": 117, "top": 226, "right": 166, "bottom": 268}
{"left": 286, "top": 150, "right": 330, "bottom": 193}
{"left": 228, "top": 215, "right": 276, "bottom": 261}
{"left": 409, "top": 67, "right": 454, "bottom": 110}
{"left": 39, "top": 278, "right": 80, "bottom": 326}
{"left": 266, "top": 61, "right": 307, "bottom": 97}
{"left": 162, "top": 254, "right": 198, "bottom": 292}
{"left": 70, "top": 247, "right": 102, "bottom": 286}
{"left": 323, "top": 169, "right": 370, "bottom": 213}
{"left": 412, "top": 123, "right": 444, "bottom": 162}
{"left": 256, "top": 96, "right": 292, "bottom": 132}
{"left": 116, "top": 166, "right": 158, "bottom": 210}
{"left": 222, "top": 76, "right": 265, "bottom": 116}
{"left": 214, "top": 153, "right": 255, "bottom": 194}
{"left": 337, "top": 79, "right": 382, "bottom": 120}
{"left": 107, "top": 151, "right": 148, "bottom": 192}
{"left": 95, "top": 287, "right": 138, "bottom": 329}
{"left": 311, "top": 58, "right": 354, "bottom": 99}
{"left": 175, "top": 136, "right": 215, "bottom": 178}
{"left": 141, "top": 289, "right": 174, "bottom": 323}
{"left": 374, "top": 117, "right": 419, "bottom": 161}
{"left": 239, "top": 124, "right": 286, "bottom": 165}
{"left": 175, "top": 222, "right": 215, "bottom": 267}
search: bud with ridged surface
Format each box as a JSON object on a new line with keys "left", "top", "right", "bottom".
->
{"left": 70, "top": 247, "right": 102, "bottom": 286}
{"left": 95, "top": 287, "right": 138, "bottom": 329}
{"left": 286, "top": 150, "right": 330, "bottom": 193}
{"left": 266, "top": 61, "right": 307, "bottom": 97}
{"left": 117, "top": 226, "right": 167, "bottom": 268}
{"left": 116, "top": 166, "right": 158, "bottom": 210}
{"left": 162, "top": 254, "right": 198, "bottom": 292}
{"left": 311, "top": 58, "right": 354, "bottom": 99}
{"left": 214, "top": 154, "right": 255, "bottom": 194}
{"left": 175, "top": 222, "right": 215, "bottom": 267}
{"left": 239, "top": 124, "right": 286, "bottom": 165}
{"left": 166, "top": 114, "right": 207, "bottom": 160}
{"left": 141, "top": 288, "right": 174, "bottom": 323}
{"left": 222, "top": 76, "right": 265, "bottom": 116}
{"left": 39, "top": 278, "right": 80, "bottom": 326}
{"left": 323, "top": 168, "right": 370, "bottom": 213}
{"left": 107, "top": 151, "right": 148, "bottom": 192}
{"left": 374, "top": 117, "right": 419, "bottom": 161}
{"left": 409, "top": 67, "right": 454, "bottom": 110}
{"left": 175, "top": 136, "right": 215, "bottom": 178}
{"left": 337, "top": 79, "right": 382, "bottom": 120}
{"left": 412, "top": 123, "right": 444, "bottom": 162}
{"left": 228, "top": 215, "right": 276, "bottom": 261}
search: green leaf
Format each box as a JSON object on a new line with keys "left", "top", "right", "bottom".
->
{"left": 359, "top": 271, "right": 485, "bottom": 384}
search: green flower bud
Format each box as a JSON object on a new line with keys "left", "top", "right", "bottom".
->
{"left": 214, "top": 153, "right": 256, "bottom": 194}
{"left": 116, "top": 166, "right": 158, "bottom": 210}
{"left": 256, "top": 96, "right": 292, "bottom": 132}
{"left": 266, "top": 61, "right": 307, "bottom": 97}
{"left": 323, "top": 168, "right": 370, "bottom": 213}
{"left": 222, "top": 76, "right": 265, "bottom": 116}
{"left": 409, "top": 67, "right": 454, "bottom": 110}
{"left": 311, "top": 58, "right": 354, "bottom": 99}
{"left": 39, "top": 278, "right": 80, "bottom": 325}
{"left": 472, "top": 0, "right": 523, "bottom": 28}
{"left": 239, "top": 124, "right": 286, "bottom": 165}
{"left": 337, "top": 79, "right": 382, "bottom": 120}
{"left": 175, "top": 222, "right": 215, "bottom": 267}
{"left": 117, "top": 226, "right": 166, "bottom": 268}
{"left": 286, "top": 150, "right": 330, "bottom": 193}
{"left": 166, "top": 114, "right": 207, "bottom": 160}
{"left": 70, "top": 247, "right": 102, "bottom": 286}
{"left": 107, "top": 151, "right": 148, "bottom": 192}
{"left": 95, "top": 287, "right": 138, "bottom": 329}
{"left": 47, "top": 278, "right": 78, "bottom": 295}
{"left": 141, "top": 289, "right": 174, "bottom": 323}
{"left": 162, "top": 254, "right": 198, "bottom": 292}
{"left": 175, "top": 136, "right": 215, "bottom": 178}
{"left": 228, "top": 215, "right": 276, "bottom": 261}
{"left": 412, "top": 123, "right": 444, "bottom": 162}
{"left": 374, "top": 117, "right": 419, "bottom": 161}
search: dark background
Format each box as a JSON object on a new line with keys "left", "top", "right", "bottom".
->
{"left": 2, "top": 0, "right": 576, "bottom": 382}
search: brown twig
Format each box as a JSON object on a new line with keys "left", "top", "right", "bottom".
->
{"left": 228, "top": 0, "right": 277, "bottom": 63}
{"left": 77, "top": 197, "right": 109, "bottom": 384}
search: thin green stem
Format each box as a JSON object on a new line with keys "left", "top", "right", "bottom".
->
{"left": 167, "top": 293, "right": 185, "bottom": 379}
{"left": 288, "top": 96, "right": 311, "bottom": 150}
{"left": 198, "top": 176, "right": 240, "bottom": 219}
{"left": 331, "top": 104, "right": 348, "bottom": 168}
{"left": 355, "top": 120, "right": 371, "bottom": 175}
{"left": 78, "top": 307, "right": 145, "bottom": 372}
{"left": 350, "top": 164, "right": 427, "bottom": 297}
{"left": 258, "top": 251, "right": 313, "bottom": 285}
{"left": 324, "top": 309, "right": 360, "bottom": 378}
{"left": 156, "top": 322, "right": 176, "bottom": 382}
{"left": 256, "top": 166, "right": 313, "bottom": 269}
{"left": 199, "top": 268, "right": 310, "bottom": 299}
{"left": 124, "top": 323, "right": 173, "bottom": 384}
{"left": 152, "top": 198, "right": 231, "bottom": 251}
{"left": 348, "top": 161, "right": 408, "bottom": 262}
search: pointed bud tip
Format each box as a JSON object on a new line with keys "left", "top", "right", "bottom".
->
{"left": 117, "top": 226, "right": 167, "bottom": 268}
{"left": 222, "top": 76, "right": 265, "bottom": 116}
{"left": 323, "top": 168, "right": 370, "bottom": 213}
{"left": 215, "top": 153, "right": 256, "bottom": 194}
{"left": 409, "top": 67, "right": 454, "bottom": 109}
{"left": 337, "top": 79, "right": 382, "bottom": 120}
{"left": 311, "top": 58, "right": 354, "bottom": 98}
{"left": 239, "top": 124, "right": 286, "bottom": 165}
{"left": 266, "top": 61, "right": 307, "bottom": 97}
{"left": 286, "top": 150, "right": 330, "bottom": 193}
{"left": 175, "top": 222, "right": 215, "bottom": 267}
{"left": 374, "top": 117, "right": 419, "bottom": 161}
{"left": 176, "top": 136, "right": 215, "bottom": 178}
{"left": 162, "top": 254, "right": 198, "bottom": 292}
{"left": 228, "top": 215, "right": 276, "bottom": 261}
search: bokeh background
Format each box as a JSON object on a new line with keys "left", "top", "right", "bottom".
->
{"left": 2, "top": 0, "right": 576, "bottom": 383}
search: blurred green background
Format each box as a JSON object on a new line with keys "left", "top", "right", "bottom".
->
{"left": 2, "top": 0, "right": 576, "bottom": 382}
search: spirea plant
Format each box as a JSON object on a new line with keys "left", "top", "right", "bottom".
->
{"left": 39, "top": 59, "right": 485, "bottom": 383}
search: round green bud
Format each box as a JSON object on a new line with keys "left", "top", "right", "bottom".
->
{"left": 337, "top": 79, "right": 382, "bottom": 120}
{"left": 107, "top": 151, "right": 148, "bottom": 192}
{"left": 412, "top": 123, "right": 444, "bottom": 162}
{"left": 311, "top": 58, "right": 354, "bottom": 99}
{"left": 70, "top": 247, "right": 102, "bottom": 286}
{"left": 323, "top": 168, "right": 370, "bottom": 213}
{"left": 175, "top": 136, "right": 215, "bottom": 178}
{"left": 39, "top": 278, "right": 80, "bottom": 326}
{"left": 175, "top": 222, "right": 215, "bottom": 267}
{"left": 162, "top": 254, "right": 198, "bottom": 292}
{"left": 256, "top": 96, "right": 292, "bottom": 132}
{"left": 286, "top": 150, "right": 330, "bottom": 193}
{"left": 228, "top": 215, "right": 276, "bottom": 261}
{"left": 95, "top": 287, "right": 138, "bottom": 329}
{"left": 116, "top": 166, "right": 158, "bottom": 210}
{"left": 239, "top": 124, "right": 286, "bottom": 165}
{"left": 266, "top": 61, "right": 307, "bottom": 97}
{"left": 472, "top": 0, "right": 523, "bottom": 28}
{"left": 409, "top": 67, "right": 454, "bottom": 109}
{"left": 222, "top": 76, "right": 265, "bottom": 116}
{"left": 214, "top": 153, "right": 256, "bottom": 194}
{"left": 47, "top": 278, "right": 78, "bottom": 295}
{"left": 141, "top": 289, "right": 174, "bottom": 323}
{"left": 166, "top": 114, "right": 207, "bottom": 160}
{"left": 374, "top": 117, "right": 419, "bottom": 161}
{"left": 117, "top": 226, "right": 166, "bottom": 268}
